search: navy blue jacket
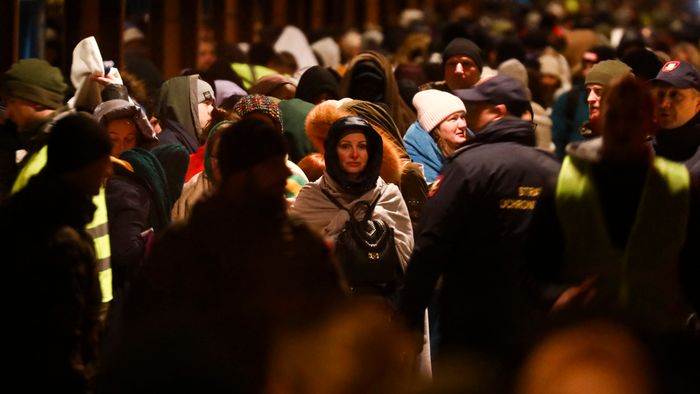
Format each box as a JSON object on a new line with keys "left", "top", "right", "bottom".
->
{"left": 399, "top": 117, "right": 561, "bottom": 360}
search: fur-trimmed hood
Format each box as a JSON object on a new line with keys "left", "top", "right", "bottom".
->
{"left": 305, "top": 100, "right": 403, "bottom": 185}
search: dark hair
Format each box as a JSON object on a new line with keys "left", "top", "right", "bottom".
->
{"left": 216, "top": 117, "right": 287, "bottom": 181}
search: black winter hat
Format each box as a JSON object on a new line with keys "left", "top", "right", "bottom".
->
{"left": 216, "top": 117, "right": 287, "bottom": 179}
{"left": 296, "top": 66, "right": 340, "bottom": 104}
{"left": 47, "top": 112, "right": 112, "bottom": 173}
{"left": 442, "top": 38, "right": 483, "bottom": 72}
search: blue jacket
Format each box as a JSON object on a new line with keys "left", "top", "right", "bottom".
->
{"left": 403, "top": 121, "right": 443, "bottom": 183}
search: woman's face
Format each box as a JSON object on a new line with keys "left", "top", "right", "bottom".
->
{"left": 107, "top": 118, "right": 138, "bottom": 157}
{"left": 336, "top": 131, "right": 368, "bottom": 177}
{"left": 436, "top": 111, "right": 468, "bottom": 149}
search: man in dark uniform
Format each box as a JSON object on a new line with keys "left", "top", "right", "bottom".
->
{"left": 399, "top": 75, "right": 560, "bottom": 390}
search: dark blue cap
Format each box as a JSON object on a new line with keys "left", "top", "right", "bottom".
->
{"left": 651, "top": 61, "right": 700, "bottom": 90}
{"left": 454, "top": 75, "right": 529, "bottom": 107}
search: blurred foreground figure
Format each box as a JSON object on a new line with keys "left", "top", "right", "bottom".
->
{"left": 516, "top": 318, "right": 655, "bottom": 394}
{"left": 529, "top": 76, "right": 700, "bottom": 331}
{"left": 101, "top": 118, "right": 344, "bottom": 393}
{"left": 1, "top": 113, "right": 112, "bottom": 393}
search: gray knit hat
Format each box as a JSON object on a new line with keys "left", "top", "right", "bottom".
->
{"left": 1, "top": 59, "right": 67, "bottom": 109}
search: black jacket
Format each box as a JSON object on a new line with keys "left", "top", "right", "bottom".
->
{"left": 398, "top": 117, "right": 560, "bottom": 359}
{"left": 654, "top": 110, "right": 700, "bottom": 163}
{"left": 0, "top": 170, "right": 102, "bottom": 392}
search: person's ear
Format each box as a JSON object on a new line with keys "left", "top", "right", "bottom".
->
{"left": 493, "top": 104, "right": 507, "bottom": 117}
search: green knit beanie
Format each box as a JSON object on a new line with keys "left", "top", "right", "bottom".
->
{"left": 585, "top": 60, "right": 633, "bottom": 88}
{"left": 1, "top": 59, "right": 67, "bottom": 109}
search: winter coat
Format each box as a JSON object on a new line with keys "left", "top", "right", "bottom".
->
{"left": 156, "top": 75, "right": 204, "bottom": 153}
{"left": 106, "top": 146, "right": 188, "bottom": 291}
{"left": 399, "top": 117, "right": 560, "bottom": 361}
{"left": 403, "top": 121, "right": 443, "bottom": 183}
{"left": 339, "top": 51, "right": 416, "bottom": 135}
{"left": 654, "top": 110, "right": 700, "bottom": 163}
{"left": 279, "top": 98, "right": 316, "bottom": 163}
{"left": 551, "top": 85, "right": 588, "bottom": 159}
{"left": 1, "top": 170, "right": 102, "bottom": 393}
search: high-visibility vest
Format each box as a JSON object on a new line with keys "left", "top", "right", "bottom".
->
{"left": 12, "top": 146, "right": 113, "bottom": 303}
{"left": 556, "top": 155, "right": 692, "bottom": 330}
{"left": 230, "top": 63, "right": 277, "bottom": 90}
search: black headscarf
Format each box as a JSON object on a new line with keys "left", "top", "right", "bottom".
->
{"left": 324, "top": 116, "right": 383, "bottom": 196}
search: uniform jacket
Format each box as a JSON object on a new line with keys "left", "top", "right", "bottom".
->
{"left": 654, "top": 110, "right": 700, "bottom": 163}
{"left": 399, "top": 117, "right": 561, "bottom": 357}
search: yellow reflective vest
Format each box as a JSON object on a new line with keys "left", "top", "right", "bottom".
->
{"left": 13, "top": 146, "right": 113, "bottom": 303}
{"left": 230, "top": 63, "right": 277, "bottom": 90}
{"left": 556, "top": 155, "right": 692, "bottom": 330}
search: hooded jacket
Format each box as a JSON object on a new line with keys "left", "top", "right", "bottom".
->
{"left": 295, "top": 66, "right": 340, "bottom": 104}
{"left": 293, "top": 116, "right": 414, "bottom": 266}
{"left": 94, "top": 99, "right": 158, "bottom": 146}
{"left": 403, "top": 121, "right": 443, "bottom": 183}
{"left": 304, "top": 100, "right": 403, "bottom": 185}
{"left": 156, "top": 75, "right": 203, "bottom": 154}
{"left": 339, "top": 51, "right": 416, "bottom": 135}
{"left": 399, "top": 117, "right": 560, "bottom": 358}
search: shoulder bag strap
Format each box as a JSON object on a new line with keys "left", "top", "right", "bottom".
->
{"left": 321, "top": 188, "right": 348, "bottom": 212}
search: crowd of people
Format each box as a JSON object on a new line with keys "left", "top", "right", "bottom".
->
{"left": 2, "top": 2, "right": 700, "bottom": 393}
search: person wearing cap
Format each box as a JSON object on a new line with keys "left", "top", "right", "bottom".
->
{"left": 579, "top": 59, "right": 633, "bottom": 138}
{"left": 650, "top": 60, "right": 700, "bottom": 163}
{"left": 155, "top": 75, "right": 215, "bottom": 154}
{"left": 1, "top": 59, "right": 68, "bottom": 190}
{"left": 398, "top": 75, "right": 560, "bottom": 381}
{"left": 527, "top": 76, "right": 700, "bottom": 332}
{"left": 550, "top": 46, "right": 616, "bottom": 159}
{"left": 1, "top": 112, "right": 112, "bottom": 391}
{"left": 404, "top": 89, "right": 467, "bottom": 182}
{"left": 118, "top": 117, "right": 344, "bottom": 392}
{"left": 420, "top": 37, "right": 484, "bottom": 93}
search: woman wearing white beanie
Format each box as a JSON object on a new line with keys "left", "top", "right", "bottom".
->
{"left": 403, "top": 89, "right": 467, "bottom": 182}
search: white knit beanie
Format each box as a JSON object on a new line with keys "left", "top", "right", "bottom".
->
{"left": 412, "top": 89, "right": 466, "bottom": 132}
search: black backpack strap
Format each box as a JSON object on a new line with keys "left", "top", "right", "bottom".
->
{"left": 321, "top": 188, "right": 348, "bottom": 212}
{"left": 322, "top": 188, "right": 383, "bottom": 222}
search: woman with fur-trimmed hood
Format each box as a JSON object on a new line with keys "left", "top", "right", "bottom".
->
{"left": 305, "top": 99, "right": 428, "bottom": 231}
{"left": 305, "top": 99, "right": 403, "bottom": 185}
{"left": 292, "top": 116, "right": 413, "bottom": 269}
